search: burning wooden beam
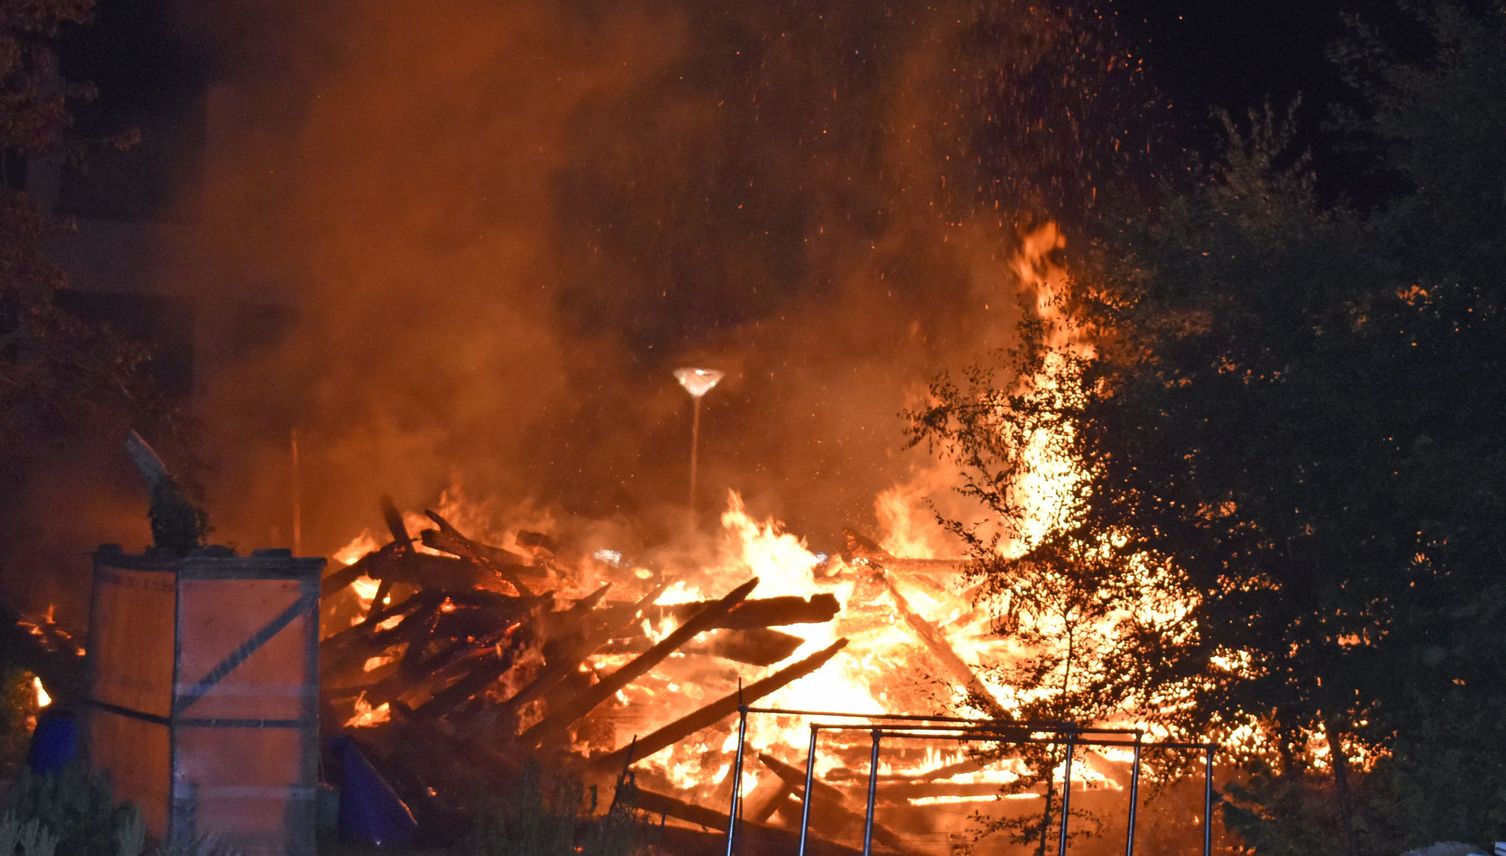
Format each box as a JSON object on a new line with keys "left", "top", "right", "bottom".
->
{"left": 466, "top": 584, "right": 667, "bottom": 739}
{"left": 408, "top": 590, "right": 559, "bottom": 720}
{"left": 874, "top": 568, "right": 1008, "bottom": 719}
{"left": 691, "top": 628, "right": 803, "bottom": 666}
{"left": 631, "top": 788, "right": 867, "bottom": 856}
{"left": 756, "top": 753, "right": 915, "bottom": 853}
{"left": 590, "top": 638, "right": 848, "bottom": 772}
{"left": 319, "top": 498, "right": 876, "bottom": 850}
{"left": 422, "top": 509, "right": 536, "bottom": 596}
{"left": 322, "top": 551, "right": 375, "bottom": 597}
{"left": 525, "top": 578, "right": 760, "bottom": 747}
{"left": 324, "top": 546, "right": 463, "bottom": 600}
{"left": 368, "top": 494, "right": 414, "bottom": 616}
{"left": 596, "top": 627, "right": 805, "bottom": 666}
{"left": 409, "top": 633, "right": 526, "bottom": 719}
{"left": 654, "top": 593, "right": 840, "bottom": 629}
{"left": 742, "top": 775, "right": 796, "bottom": 824}
{"left": 756, "top": 751, "right": 849, "bottom": 806}
{"left": 841, "top": 528, "right": 966, "bottom": 578}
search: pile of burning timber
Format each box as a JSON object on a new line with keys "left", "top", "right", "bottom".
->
{"left": 320, "top": 497, "right": 1006, "bottom": 853}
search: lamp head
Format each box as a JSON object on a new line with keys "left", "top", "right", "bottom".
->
{"left": 674, "top": 367, "right": 724, "bottom": 398}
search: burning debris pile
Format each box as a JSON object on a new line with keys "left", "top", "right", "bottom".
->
{"left": 318, "top": 494, "right": 1033, "bottom": 853}
{"left": 3, "top": 607, "right": 86, "bottom": 714}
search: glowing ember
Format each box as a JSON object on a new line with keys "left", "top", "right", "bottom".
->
{"left": 345, "top": 692, "right": 390, "bottom": 728}
{"left": 32, "top": 676, "right": 50, "bottom": 708}
{"left": 350, "top": 575, "right": 382, "bottom": 605}
{"left": 362, "top": 655, "right": 394, "bottom": 673}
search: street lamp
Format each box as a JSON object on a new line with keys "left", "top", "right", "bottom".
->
{"left": 674, "top": 367, "right": 724, "bottom": 511}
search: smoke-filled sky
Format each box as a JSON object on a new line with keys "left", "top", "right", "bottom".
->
{"left": 30, "top": 0, "right": 1392, "bottom": 589}
{"left": 138, "top": 0, "right": 1154, "bottom": 554}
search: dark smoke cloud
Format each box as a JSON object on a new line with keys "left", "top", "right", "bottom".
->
{"left": 165, "top": 0, "right": 1146, "bottom": 555}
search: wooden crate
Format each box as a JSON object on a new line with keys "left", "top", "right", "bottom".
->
{"left": 87, "top": 546, "right": 323, "bottom": 855}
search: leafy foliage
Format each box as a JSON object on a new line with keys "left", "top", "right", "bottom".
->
{"left": 0, "top": 670, "right": 36, "bottom": 783}
{"left": 465, "top": 760, "right": 655, "bottom": 856}
{"left": 912, "top": 2, "right": 1506, "bottom": 853}
{"left": 0, "top": 813, "right": 58, "bottom": 856}
{"left": 0, "top": 763, "right": 238, "bottom": 856}
{"left": 2, "top": 763, "right": 140, "bottom": 856}
{"left": 1, "top": 0, "right": 199, "bottom": 559}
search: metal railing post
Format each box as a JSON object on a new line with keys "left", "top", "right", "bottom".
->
{"left": 723, "top": 685, "right": 748, "bottom": 856}
{"left": 797, "top": 724, "right": 819, "bottom": 856}
{"left": 1203, "top": 745, "right": 1215, "bottom": 856}
{"left": 1125, "top": 732, "right": 1143, "bottom": 856}
{"left": 862, "top": 729, "right": 882, "bottom": 856}
{"left": 1057, "top": 732, "right": 1076, "bottom": 856}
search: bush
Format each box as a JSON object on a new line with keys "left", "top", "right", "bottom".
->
{"left": 464, "top": 760, "right": 655, "bottom": 856}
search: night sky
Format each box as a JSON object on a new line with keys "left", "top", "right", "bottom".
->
{"left": 65, "top": 0, "right": 1396, "bottom": 188}
{"left": 42, "top": 0, "right": 1436, "bottom": 545}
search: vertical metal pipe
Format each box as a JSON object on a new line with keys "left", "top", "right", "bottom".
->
{"left": 862, "top": 729, "right": 882, "bottom": 856}
{"left": 724, "top": 691, "right": 748, "bottom": 856}
{"left": 1057, "top": 734, "right": 1076, "bottom": 856}
{"left": 1124, "top": 733, "right": 1143, "bottom": 856}
{"left": 1203, "top": 745, "right": 1215, "bottom": 856}
{"left": 689, "top": 396, "right": 703, "bottom": 510}
{"left": 290, "top": 427, "right": 302, "bottom": 555}
{"left": 797, "top": 725, "right": 819, "bottom": 856}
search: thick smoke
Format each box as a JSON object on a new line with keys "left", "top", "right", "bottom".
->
{"left": 169, "top": 0, "right": 1141, "bottom": 556}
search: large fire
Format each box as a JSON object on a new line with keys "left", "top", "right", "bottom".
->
{"left": 320, "top": 226, "right": 1215, "bottom": 852}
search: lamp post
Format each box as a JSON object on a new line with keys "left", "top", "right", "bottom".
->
{"left": 674, "top": 367, "right": 723, "bottom": 511}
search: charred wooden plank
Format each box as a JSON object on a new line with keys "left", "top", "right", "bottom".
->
{"left": 321, "top": 551, "right": 375, "bottom": 597}
{"left": 320, "top": 589, "right": 436, "bottom": 656}
{"left": 379, "top": 494, "right": 413, "bottom": 548}
{"left": 653, "top": 594, "right": 840, "bottom": 630}
{"left": 591, "top": 631, "right": 807, "bottom": 666}
{"left": 590, "top": 638, "right": 848, "bottom": 771}
{"left": 410, "top": 629, "right": 528, "bottom": 719}
{"left": 689, "top": 628, "right": 803, "bottom": 666}
{"left": 361, "top": 615, "right": 525, "bottom": 710}
{"left": 872, "top": 568, "right": 1009, "bottom": 720}
{"left": 824, "top": 755, "right": 986, "bottom": 786}
{"left": 369, "top": 495, "right": 415, "bottom": 617}
{"left": 481, "top": 584, "right": 665, "bottom": 737}
{"left": 537, "top": 582, "right": 614, "bottom": 662}
{"left": 428, "top": 604, "right": 518, "bottom": 640}
{"left": 631, "top": 788, "right": 865, "bottom": 855}
{"left": 743, "top": 775, "right": 795, "bottom": 825}
{"left": 864, "top": 780, "right": 1006, "bottom": 800}
{"left": 420, "top": 528, "right": 547, "bottom": 583}
{"left": 419, "top": 527, "right": 531, "bottom": 569}
{"left": 536, "top": 584, "right": 617, "bottom": 645}
{"left": 366, "top": 550, "right": 490, "bottom": 590}
{"left": 396, "top": 585, "right": 614, "bottom": 732}
{"left": 526, "top": 578, "right": 760, "bottom": 747}
{"left": 841, "top": 527, "right": 966, "bottom": 577}
{"left": 408, "top": 594, "right": 553, "bottom": 720}
{"left": 423, "top": 509, "right": 534, "bottom": 596}
{"left": 757, "top": 753, "right": 913, "bottom": 854}
{"left": 514, "top": 530, "right": 557, "bottom": 552}
{"left": 397, "top": 609, "right": 441, "bottom": 677}
{"left": 756, "top": 752, "right": 850, "bottom": 806}
{"left": 443, "top": 587, "right": 543, "bottom": 613}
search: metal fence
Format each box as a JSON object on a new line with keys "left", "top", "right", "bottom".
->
{"left": 721, "top": 702, "right": 1218, "bottom": 856}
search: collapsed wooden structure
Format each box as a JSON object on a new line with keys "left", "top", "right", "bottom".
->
{"left": 314, "top": 498, "right": 1007, "bottom": 853}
